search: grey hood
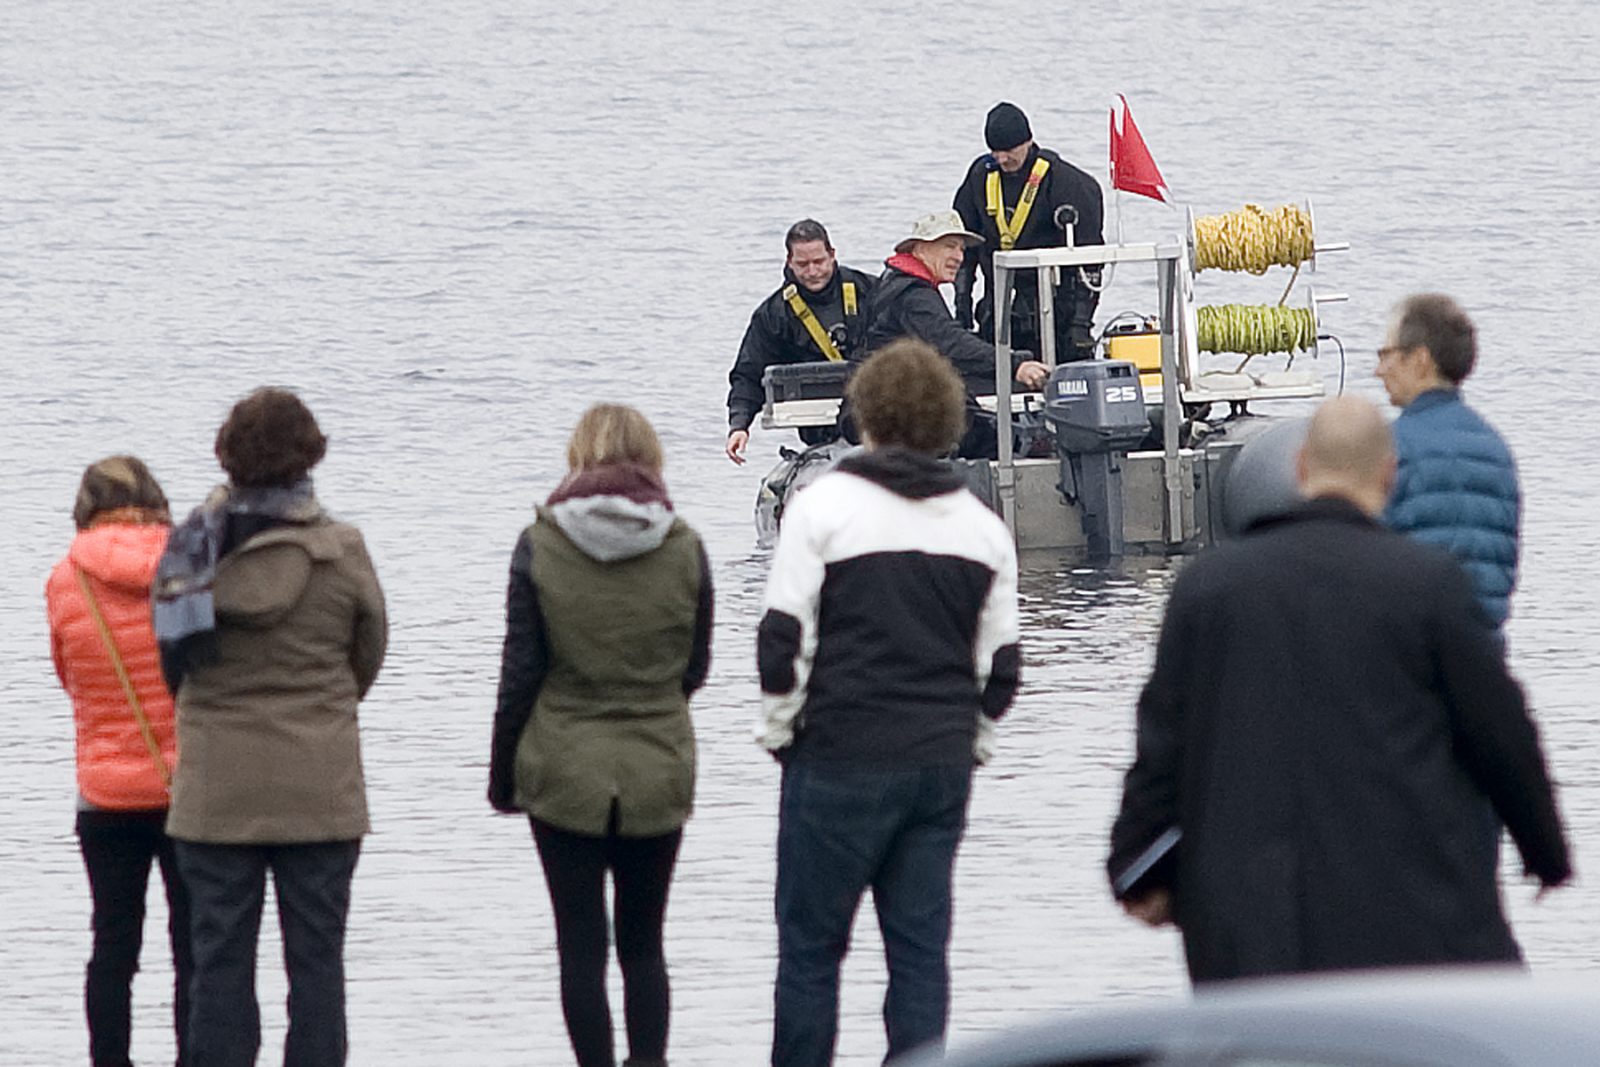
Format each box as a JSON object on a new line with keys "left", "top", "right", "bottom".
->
{"left": 541, "top": 462, "right": 678, "bottom": 562}
{"left": 546, "top": 494, "right": 676, "bottom": 562}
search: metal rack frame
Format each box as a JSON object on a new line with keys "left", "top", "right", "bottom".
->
{"left": 992, "top": 241, "right": 1189, "bottom": 543}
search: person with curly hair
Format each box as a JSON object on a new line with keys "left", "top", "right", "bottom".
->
{"left": 47, "top": 455, "right": 193, "bottom": 1066}
{"left": 155, "top": 387, "right": 387, "bottom": 1067}
{"left": 756, "top": 340, "right": 1022, "bottom": 1065}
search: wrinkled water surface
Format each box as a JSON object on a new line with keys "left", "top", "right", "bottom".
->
{"left": 4, "top": 1, "right": 1598, "bottom": 1063}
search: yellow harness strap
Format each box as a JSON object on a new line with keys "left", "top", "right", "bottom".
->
{"left": 986, "top": 157, "right": 1052, "bottom": 251}
{"left": 784, "top": 283, "right": 844, "bottom": 362}
{"left": 843, "top": 281, "right": 857, "bottom": 317}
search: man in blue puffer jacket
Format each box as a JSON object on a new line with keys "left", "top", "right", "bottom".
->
{"left": 1376, "top": 293, "right": 1518, "bottom": 630}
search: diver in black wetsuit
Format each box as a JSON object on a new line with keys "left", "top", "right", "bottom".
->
{"left": 953, "top": 102, "right": 1106, "bottom": 361}
{"left": 725, "top": 219, "right": 876, "bottom": 465}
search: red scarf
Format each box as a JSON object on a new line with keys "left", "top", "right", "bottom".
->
{"left": 885, "top": 252, "right": 938, "bottom": 285}
{"left": 547, "top": 462, "right": 673, "bottom": 509}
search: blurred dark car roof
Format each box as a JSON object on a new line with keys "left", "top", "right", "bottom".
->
{"left": 896, "top": 968, "right": 1600, "bottom": 1066}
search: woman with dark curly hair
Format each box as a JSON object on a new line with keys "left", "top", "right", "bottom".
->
{"left": 155, "top": 387, "right": 387, "bottom": 1067}
{"left": 47, "top": 455, "right": 193, "bottom": 1067}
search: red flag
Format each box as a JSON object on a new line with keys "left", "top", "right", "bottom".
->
{"left": 1109, "top": 95, "right": 1170, "bottom": 203}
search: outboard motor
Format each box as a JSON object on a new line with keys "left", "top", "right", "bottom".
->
{"left": 1043, "top": 361, "right": 1148, "bottom": 557}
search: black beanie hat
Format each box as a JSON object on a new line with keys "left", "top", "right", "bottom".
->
{"left": 985, "top": 102, "right": 1032, "bottom": 152}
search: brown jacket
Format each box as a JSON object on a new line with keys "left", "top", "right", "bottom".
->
{"left": 165, "top": 519, "right": 387, "bottom": 844}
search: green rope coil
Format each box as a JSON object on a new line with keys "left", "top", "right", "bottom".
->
{"left": 1197, "top": 304, "right": 1317, "bottom": 356}
{"left": 1193, "top": 203, "right": 1315, "bottom": 274}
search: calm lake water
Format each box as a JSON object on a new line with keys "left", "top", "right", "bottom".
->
{"left": 4, "top": 1, "right": 1598, "bottom": 1063}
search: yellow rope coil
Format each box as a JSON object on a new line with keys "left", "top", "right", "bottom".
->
{"left": 1193, "top": 203, "right": 1315, "bottom": 274}
{"left": 1197, "top": 304, "right": 1317, "bottom": 356}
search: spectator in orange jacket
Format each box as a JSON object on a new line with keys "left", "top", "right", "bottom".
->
{"left": 46, "top": 455, "right": 192, "bottom": 1067}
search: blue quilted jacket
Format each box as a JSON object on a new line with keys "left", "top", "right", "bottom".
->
{"left": 1383, "top": 389, "right": 1520, "bottom": 627}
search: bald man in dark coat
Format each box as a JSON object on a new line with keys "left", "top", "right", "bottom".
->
{"left": 1108, "top": 397, "right": 1570, "bottom": 983}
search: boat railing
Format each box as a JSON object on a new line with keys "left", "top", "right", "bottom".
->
{"left": 992, "top": 240, "right": 1189, "bottom": 544}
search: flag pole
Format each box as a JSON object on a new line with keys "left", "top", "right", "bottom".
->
{"left": 1105, "top": 97, "right": 1123, "bottom": 293}
{"left": 1109, "top": 96, "right": 1123, "bottom": 245}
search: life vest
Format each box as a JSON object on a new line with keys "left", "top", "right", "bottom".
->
{"left": 783, "top": 280, "right": 858, "bottom": 362}
{"left": 986, "top": 157, "right": 1052, "bottom": 251}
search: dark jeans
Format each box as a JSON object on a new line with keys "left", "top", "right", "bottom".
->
{"left": 772, "top": 761, "right": 973, "bottom": 1067}
{"left": 76, "top": 809, "right": 194, "bottom": 1067}
{"left": 531, "top": 816, "right": 683, "bottom": 1067}
{"left": 174, "top": 839, "right": 361, "bottom": 1067}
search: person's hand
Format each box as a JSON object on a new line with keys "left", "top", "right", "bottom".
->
{"left": 726, "top": 429, "right": 749, "bottom": 465}
{"left": 1535, "top": 878, "right": 1570, "bottom": 903}
{"left": 1121, "top": 888, "right": 1173, "bottom": 927}
{"left": 1015, "top": 360, "right": 1051, "bottom": 391}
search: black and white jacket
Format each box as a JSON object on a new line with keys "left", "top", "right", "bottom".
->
{"left": 756, "top": 448, "right": 1021, "bottom": 766}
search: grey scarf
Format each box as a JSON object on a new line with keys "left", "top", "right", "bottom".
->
{"left": 153, "top": 479, "right": 323, "bottom": 689}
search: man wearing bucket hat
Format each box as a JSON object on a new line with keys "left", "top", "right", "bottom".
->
{"left": 860, "top": 209, "right": 1050, "bottom": 457}
{"left": 953, "top": 102, "right": 1105, "bottom": 361}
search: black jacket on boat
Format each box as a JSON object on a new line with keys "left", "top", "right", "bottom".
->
{"left": 860, "top": 263, "right": 1019, "bottom": 396}
{"left": 952, "top": 145, "right": 1104, "bottom": 348}
{"left": 755, "top": 448, "right": 1020, "bottom": 767}
{"left": 726, "top": 264, "right": 876, "bottom": 434}
{"left": 1108, "top": 498, "right": 1571, "bottom": 984}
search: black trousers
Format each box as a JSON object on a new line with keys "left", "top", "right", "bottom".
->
{"left": 76, "top": 809, "right": 194, "bottom": 1067}
{"left": 174, "top": 839, "right": 361, "bottom": 1067}
{"left": 531, "top": 816, "right": 682, "bottom": 1067}
{"left": 978, "top": 274, "right": 1096, "bottom": 360}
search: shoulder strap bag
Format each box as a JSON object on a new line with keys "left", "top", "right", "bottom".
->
{"left": 73, "top": 566, "right": 173, "bottom": 789}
